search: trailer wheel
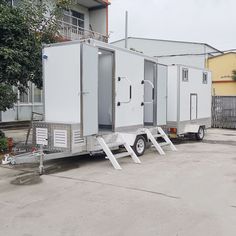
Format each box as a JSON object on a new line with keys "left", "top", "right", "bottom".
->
{"left": 195, "top": 126, "right": 205, "bottom": 141}
{"left": 132, "top": 136, "right": 146, "bottom": 156}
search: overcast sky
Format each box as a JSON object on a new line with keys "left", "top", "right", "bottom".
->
{"left": 109, "top": 0, "right": 236, "bottom": 50}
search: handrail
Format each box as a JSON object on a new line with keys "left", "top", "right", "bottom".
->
{"left": 58, "top": 19, "right": 108, "bottom": 42}
{"left": 117, "top": 76, "right": 132, "bottom": 105}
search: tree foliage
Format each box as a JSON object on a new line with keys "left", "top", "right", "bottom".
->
{"left": 0, "top": 0, "right": 70, "bottom": 111}
{"left": 232, "top": 70, "right": 236, "bottom": 81}
{"left": 0, "top": 84, "right": 17, "bottom": 111}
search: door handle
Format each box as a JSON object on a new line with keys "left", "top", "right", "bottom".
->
{"left": 79, "top": 92, "right": 89, "bottom": 95}
{"left": 117, "top": 76, "right": 132, "bottom": 105}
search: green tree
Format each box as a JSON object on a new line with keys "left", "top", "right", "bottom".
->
{"left": 232, "top": 70, "right": 236, "bottom": 81}
{"left": 0, "top": 84, "right": 17, "bottom": 111}
{"left": 0, "top": 0, "right": 70, "bottom": 111}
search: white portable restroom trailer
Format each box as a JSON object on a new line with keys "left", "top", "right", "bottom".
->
{"left": 167, "top": 65, "right": 212, "bottom": 140}
{"left": 33, "top": 39, "right": 176, "bottom": 170}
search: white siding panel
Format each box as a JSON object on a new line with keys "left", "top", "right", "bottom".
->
{"left": 179, "top": 66, "right": 212, "bottom": 121}
{"left": 167, "top": 66, "right": 178, "bottom": 122}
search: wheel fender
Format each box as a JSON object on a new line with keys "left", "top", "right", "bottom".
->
{"left": 118, "top": 133, "right": 137, "bottom": 146}
{"left": 184, "top": 124, "right": 201, "bottom": 133}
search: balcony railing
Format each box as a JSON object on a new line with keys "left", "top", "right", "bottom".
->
{"left": 58, "top": 19, "right": 108, "bottom": 43}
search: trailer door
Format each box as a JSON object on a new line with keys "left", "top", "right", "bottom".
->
{"left": 144, "top": 60, "right": 155, "bottom": 126}
{"left": 81, "top": 44, "right": 98, "bottom": 136}
{"left": 156, "top": 64, "right": 167, "bottom": 126}
{"left": 190, "top": 94, "right": 198, "bottom": 120}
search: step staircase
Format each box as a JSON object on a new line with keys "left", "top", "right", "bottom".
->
{"left": 96, "top": 133, "right": 141, "bottom": 170}
{"left": 143, "top": 127, "right": 177, "bottom": 155}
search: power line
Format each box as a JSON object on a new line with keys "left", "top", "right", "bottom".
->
{"left": 154, "top": 49, "right": 236, "bottom": 58}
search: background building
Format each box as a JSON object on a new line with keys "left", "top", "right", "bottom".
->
{"left": 207, "top": 52, "right": 236, "bottom": 96}
{"left": 57, "top": 0, "right": 110, "bottom": 42}
{"left": 0, "top": 0, "right": 110, "bottom": 124}
{"left": 112, "top": 37, "right": 222, "bottom": 69}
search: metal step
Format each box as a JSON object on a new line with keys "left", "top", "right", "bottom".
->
{"left": 152, "top": 134, "right": 165, "bottom": 138}
{"left": 151, "top": 142, "right": 171, "bottom": 148}
{"left": 105, "top": 152, "right": 129, "bottom": 160}
{"left": 159, "top": 142, "right": 171, "bottom": 147}
{"left": 144, "top": 127, "right": 177, "bottom": 156}
{"left": 114, "top": 152, "right": 129, "bottom": 159}
{"left": 106, "top": 142, "right": 124, "bottom": 148}
{"left": 96, "top": 134, "right": 141, "bottom": 170}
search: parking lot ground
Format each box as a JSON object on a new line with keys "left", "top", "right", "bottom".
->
{"left": 0, "top": 128, "right": 236, "bottom": 236}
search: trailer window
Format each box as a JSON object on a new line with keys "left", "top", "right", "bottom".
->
{"left": 203, "top": 72, "right": 208, "bottom": 84}
{"left": 182, "top": 68, "right": 189, "bottom": 82}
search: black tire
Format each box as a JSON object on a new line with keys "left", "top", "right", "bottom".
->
{"left": 132, "top": 136, "right": 146, "bottom": 156}
{"left": 195, "top": 126, "right": 205, "bottom": 141}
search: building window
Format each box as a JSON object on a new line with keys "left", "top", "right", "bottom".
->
{"left": 182, "top": 68, "right": 189, "bottom": 82}
{"left": 203, "top": 72, "right": 208, "bottom": 84}
{"left": 19, "top": 83, "right": 42, "bottom": 104}
{"left": 71, "top": 10, "right": 84, "bottom": 29}
{"left": 63, "top": 9, "right": 85, "bottom": 29}
{"left": 20, "top": 83, "right": 32, "bottom": 104}
{"left": 34, "top": 86, "right": 42, "bottom": 103}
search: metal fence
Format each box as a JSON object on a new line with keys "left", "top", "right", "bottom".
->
{"left": 58, "top": 20, "right": 108, "bottom": 43}
{"left": 212, "top": 96, "right": 236, "bottom": 129}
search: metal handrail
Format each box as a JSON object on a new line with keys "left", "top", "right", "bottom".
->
{"left": 58, "top": 19, "right": 108, "bottom": 42}
{"left": 117, "top": 76, "right": 132, "bottom": 105}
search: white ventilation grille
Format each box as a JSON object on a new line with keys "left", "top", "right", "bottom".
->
{"left": 73, "top": 130, "right": 84, "bottom": 145}
{"left": 36, "top": 128, "right": 48, "bottom": 146}
{"left": 54, "top": 130, "right": 67, "bottom": 148}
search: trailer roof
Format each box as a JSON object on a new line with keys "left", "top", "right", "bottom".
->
{"left": 43, "top": 39, "right": 160, "bottom": 64}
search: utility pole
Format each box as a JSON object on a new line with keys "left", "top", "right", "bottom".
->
{"left": 125, "top": 11, "right": 128, "bottom": 49}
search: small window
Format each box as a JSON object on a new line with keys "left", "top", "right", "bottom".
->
{"left": 203, "top": 72, "right": 208, "bottom": 84}
{"left": 71, "top": 10, "right": 85, "bottom": 29}
{"left": 34, "top": 86, "right": 42, "bottom": 103}
{"left": 182, "top": 68, "right": 189, "bottom": 82}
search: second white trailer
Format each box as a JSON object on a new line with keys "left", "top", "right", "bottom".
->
{"left": 167, "top": 65, "right": 212, "bottom": 139}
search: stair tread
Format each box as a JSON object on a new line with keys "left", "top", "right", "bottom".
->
{"left": 114, "top": 152, "right": 130, "bottom": 159}
{"left": 107, "top": 142, "right": 124, "bottom": 148}
{"left": 159, "top": 142, "right": 171, "bottom": 147}
{"left": 105, "top": 151, "right": 130, "bottom": 160}
{"left": 153, "top": 134, "right": 165, "bottom": 138}
{"left": 151, "top": 142, "right": 170, "bottom": 147}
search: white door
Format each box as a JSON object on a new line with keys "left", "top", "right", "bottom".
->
{"left": 190, "top": 94, "right": 198, "bottom": 120}
{"left": 156, "top": 64, "right": 167, "bottom": 126}
{"left": 144, "top": 61, "right": 155, "bottom": 125}
{"left": 81, "top": 44, "right": 98, "bottom": 136}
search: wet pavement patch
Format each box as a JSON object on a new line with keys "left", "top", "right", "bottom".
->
{"left": 11, "top": 173, "right": 42, "bottom": 186}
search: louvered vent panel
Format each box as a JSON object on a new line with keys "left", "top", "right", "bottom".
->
{"left": 36, "top": 128, "right": 48, "bottom": 145}
{"left": 54, "top": 130, "right": 67, "bottom": 148}
{"left": 73, "top": 130, "right": 85, "bottom": 145}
